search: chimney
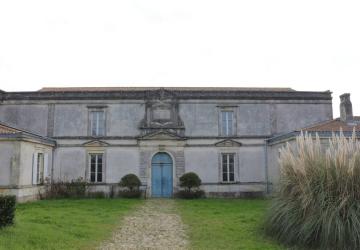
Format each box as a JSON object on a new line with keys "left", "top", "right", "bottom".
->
{"left": 0, "top": 89, "right": 4, "bottom": 103}
{"left": 340, "top": 93, "right": 353, "bottom": 122}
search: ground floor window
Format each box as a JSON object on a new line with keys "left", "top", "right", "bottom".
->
{"left": 32, "top": 152, "right": 46, "bottom": 185}
{"left": 89, "top": 153, "right": 103, "bottom": 183}
{"left": 222, "top": 153, "right": 235, "bottom": 182}
{"left": 37, "top": 153, "right": 44, "bottom": 184}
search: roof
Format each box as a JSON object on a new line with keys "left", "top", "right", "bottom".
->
{"left": 302, "top": 117, "right": 360, "bottom": 132}
{"left": 38, "top": 87, "right": 295, "bottom": 92}
{"left": 268, "top": 117, "right": 360, "bottom": 144}
{"left": 0, "top": 124, "right": 19, "bottom": 134}
{"left": 0, "top": 87, "right": 332, "bottom": 101}
{"left": 0, "top": 121, "right": 56, "bottom": 146}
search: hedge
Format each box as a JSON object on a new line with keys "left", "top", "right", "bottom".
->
{"left": 0, "top": 195, "right": 16, "bottom": 228}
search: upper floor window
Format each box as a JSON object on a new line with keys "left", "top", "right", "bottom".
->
{"left": 89, "top": 153, "right": 103, "bottom": 183}
{"left": 90, "top": 110, "right": 105, "bottom": 136}
{"left": 221, "top": 111, "right": 234, "bottom": 136}
{"left": 222, "top": 153, "right": 235, "bottom": 182}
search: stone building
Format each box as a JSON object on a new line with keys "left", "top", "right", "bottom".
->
{"left": 0, "top": 87, "right": 333, "bottom": 201}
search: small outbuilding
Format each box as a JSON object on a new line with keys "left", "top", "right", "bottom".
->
{"left": 0, "top": 122, "right": 55, "bottom": 202}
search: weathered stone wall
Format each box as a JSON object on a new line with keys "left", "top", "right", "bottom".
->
{"left": 0, "top": 105, "right": 48, "bottom": 135}
{"left": 53, "top": 147, "right": 86, "bottom": 181}
{"left": 184, "top": 143, "right": 265, "bottom": 185}
{"left": 0, "top": 141, "right": 16, "bottom": 186}
{"left": 106, "top": 147, "right": 140, "bottom": 183}
{"left": 0, "top": 99, "right": 332, "bottom": 138}
{"left": 0, "top": 139, "right": 53, "bottom": 202}
{"left": 18, "top": 141, "right": 53, "bottom": 186}
{"left": 274, "top": 103, "right": 333, "bottom": 133}
{"left": 107, "top": 104, "right": 145, "bottom": 137}
{"left": 54, "top": 105, "right": 88, "bottom": 137}
{"left": 184, "top": 147, "right": 219, "bottom": 182}
{"left": 53, "top": 146, "right": 141, "bottom": 183}
{"left": 52, "top": 103, "right": 145, "bottom": 137}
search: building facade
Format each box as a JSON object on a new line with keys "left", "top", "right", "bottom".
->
{"left": 0, "top": 87, "right": 333, "bottom": 200}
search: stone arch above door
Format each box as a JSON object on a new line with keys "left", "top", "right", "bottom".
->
{"left": 139, "top": 149, "right": 185, "bottom": 187}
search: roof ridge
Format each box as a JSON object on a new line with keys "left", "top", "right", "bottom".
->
{"left": 38, "top": 87, "right": 296, "bottom": 92}
{"left": 299, "top": 119, "right": 336, "bottom": 131}
{"left": 301, "top": 118, "right": 360, "bottom": 132}
{"left": 0, "top": 121, "right": 55, "bottom": 142}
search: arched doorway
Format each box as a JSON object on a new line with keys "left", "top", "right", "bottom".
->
{"left": 151, "top": 152, "right": 173, "bottom": 197}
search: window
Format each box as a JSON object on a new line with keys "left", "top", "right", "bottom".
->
{"left": 222, "top": 153, "right": 235, "bottom": 182}
{"left": 37, "top": 153, "right": 44, "bottom": 184}
{"left": 33, "top": 152, "right": 46, "bottom": 185}
{"left": 89, "top": 153, "right": 103, "bottom": 183}
{"left": 221, "top": 111, "right": 234, "bottom": 136}
{"left": 90, "top": 110, "right": 105, "bottom": 136}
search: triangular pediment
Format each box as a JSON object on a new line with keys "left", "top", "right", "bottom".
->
{"left": 138, "top": 130, "right": 185, "bottom": 140}
{"left": 215, "top": 139, "right": 242, "bottom": 147}
{"left": 83, "top": 140, "right": 110, "bottom": 147}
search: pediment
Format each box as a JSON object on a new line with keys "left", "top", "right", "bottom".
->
{"left": 215, "top": 139, "right": 242, "bottom": 147}
{"left": 83, "top": 140, "right": 110, "bottom": 147}
{"left": 138, "top": 130, "right": 185, "bottom": 140}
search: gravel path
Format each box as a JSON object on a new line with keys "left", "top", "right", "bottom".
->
{"left": 98, "top": 199, "right": 188, "bottom": 250}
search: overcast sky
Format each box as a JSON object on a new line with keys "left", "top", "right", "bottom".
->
{"left": 0, "top": 0, "right": 359, "bottom": 117}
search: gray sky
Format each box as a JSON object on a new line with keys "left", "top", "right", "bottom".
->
{"left": 1, "top": 0, "right": 359, "bottom": 117}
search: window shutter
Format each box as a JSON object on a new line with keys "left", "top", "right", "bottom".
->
{"left": 32, "top": 153, "right": 38, "bottom": 185}
{"left": 44, "top": 153, "right": 49, "bottom": 181}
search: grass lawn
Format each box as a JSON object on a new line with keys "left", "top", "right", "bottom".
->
{"left": 0, "top": 198, "right": 142, "bottom": 250}
{"left": 176, "top": 199, "right": 284, "bottom": 250}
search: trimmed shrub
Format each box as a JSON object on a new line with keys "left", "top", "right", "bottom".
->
{"left": 0, "top": 195, "right": 16, "bottom": 228}
{"left": 118, "top": 174, "right": 142, "bottom": 198}
{"left": 119, "top": 174, "right": 141, "bottom": 192}
{"left": 44, "top": 177, "right": 87, "bottom": 199}
{"left": 177, "top": 172, "right": 204, "bottom": 199}
{"left": 179, "top": 172, "right": 201, "bottom": 192}
{"left": 265, "top": 131, "right": 360, "bottom": 249}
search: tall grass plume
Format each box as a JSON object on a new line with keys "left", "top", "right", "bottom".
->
{"left": 265, "top": 130, "right": 360, "bottom": 250}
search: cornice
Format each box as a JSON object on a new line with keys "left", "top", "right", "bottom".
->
{"left": 51, "top": 135, "right": 271, "bottom": 140}
{"left": 1, "top": 89, "right": 332, "bottom": 101}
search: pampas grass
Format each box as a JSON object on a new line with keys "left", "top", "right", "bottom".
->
{"left": 265, "top": 130, "right": 360, "bottom": 250}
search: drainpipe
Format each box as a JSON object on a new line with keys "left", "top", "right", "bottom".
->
{"left": 51, "top": 143, "right": 56, "bottom": 184}
{"left": 264, "top": 140, "right": 269, "bottom": 194}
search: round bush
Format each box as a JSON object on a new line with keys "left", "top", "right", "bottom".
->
{"left": 179, "top": 172, "right": 202, "bottom": 191}
{"left": 119, "top": 174, "right": 141, "bottom": 191}
{"left": 265, "top": 132, "right": 360, "bottom": 250}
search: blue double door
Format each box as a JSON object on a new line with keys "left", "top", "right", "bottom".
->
{"left": 151, "top": 153, "right": 173, "bottom": 198}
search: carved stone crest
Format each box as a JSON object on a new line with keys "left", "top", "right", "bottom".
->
{"left": 139, "top": 89, "right": 185, "bottom": 136}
